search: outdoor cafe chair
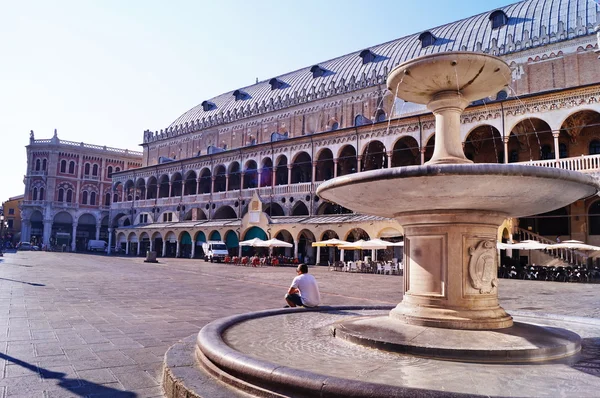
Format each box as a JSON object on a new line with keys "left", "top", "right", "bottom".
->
{"left": 384, "top": 263, "right": 392, "bottom": 275}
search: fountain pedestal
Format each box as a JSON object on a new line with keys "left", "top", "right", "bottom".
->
{"left": 390, "top": 211, "right": 512, "bottom": 329}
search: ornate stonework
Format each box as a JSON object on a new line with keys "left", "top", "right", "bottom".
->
{"left": 468, "top": 240, "right": 498, "bottom": 294}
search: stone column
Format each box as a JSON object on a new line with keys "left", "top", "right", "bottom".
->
{"left": 257, "top": 169, "right": 262, "bottom": 187}
{"left": 71, "top": 222, "right": 77, "bottom": 252}
{"left": 211, "top": 176, "right": 216, "bottom": 194}
{"left": 168, "top": 182, "right": 172, "bottom": 198}
{"left": 107, "top": 228, "right": 113, "bottom": 254}
{"left": 21, "top": 219, "right": 31, "bottom": 243}
{"left": 162, "top": 240, "right": 167, "bottom": 257}
{"left": 149, "top": 238, "right": 154, "bottom": 252}
{"left": 137, "top": 241, "right": 141, "bottom": 256}
{"left": 225, "top": 175, "right": 229, "bottom": 192}
{"left": 191, "top": 242, "right": 195, "bottom": 259}
{"left": 333, "top": 159, "right": 338, "bottom": 178}
{"left": 293, "top": 240, "right": 299, "bottom": 259}
{"left": 196, "top": 178, "right": 201, "bottom": 195}
{"left": 125, "top": 240, "right": 130, "bottom": 255}
{"left": 95, "top": 223, "right": 101, "bottom": 240}
{"left": 287, "top": 165, "right": 292, "bottom": 185}
{"left": 156, "top": 184, "right": 160, "bottom": 198}
{"left": 311, "top": 162, "right": 317, "bottom": 183}
{"left": 357, "top": 155, "right": 362, "bottom": 172}
{"left": 503, "top": 136, "right": 509, "bottom": 164}
{"left": 387, "top": 151, "right": 392, "bottom": 168}
{"left": 553, "top": 132, "right": 560, "bottom": 161}
{"left": 420, "top": 148, "right": 426, "bottom": 165}
{"left": 316, "top": 246, "right": 321, "bottom": 266}
{"left": 272, "top": 168, "right": 276, "bottom": 187}
{"left": 176, "top": 239, "right": 180, "bottom": 258}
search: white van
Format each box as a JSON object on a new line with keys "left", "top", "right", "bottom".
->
{"left": 87, "top": 240, "right": 108, "bottom": 252}
{"left": 202, "top": 241, "right": 229, "bottom": 262}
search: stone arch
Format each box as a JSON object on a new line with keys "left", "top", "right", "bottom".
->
{"left": 361, "top": 140, "right": 387, "bottom": 171}
{"left": 170, "top": 172, "right": 183, "bottom": 197}
{"left": 184, "top": 170, "right": 197, "bottom": 195}
{"left": 243, "top": 160, "right": 258, "bottom": 189}
{"left": 135, "top": 178, "right": 146, "bottom": 200}
{"left": 264, "top": 202, "right": 285, "bottom": 217}
{"left": 344, "top": 228, "right": 370, "bottom": 242}
{"left": 291, "top": 201, "right": 309, "bottom": 216}
{"left": 320, "top": 229, "right": 339, "bottom": 241}
{"left": 147, "top": 176, "right": 158, "bottom": 199}
{"left": 391, "top": 136, "right": 420, "bottom": 167}
{"left": 377, "top": 227, "right": 402, "bottom": 239}
{"left": 199, "top": 168, "right": 212, "bottom": 194}
{"left": 273, "top": 229, "right": 294, "bottom": 257}
{"left": 224, "top": 230, "right": 239, "bottom": 255}
{"left": 158, "top": 174, "right": 170, "bottom": 198}
{"left": 464, "top": 125, "right": 503, "bottom": 163}
{"left": 315, "top": 148, "right": 334, "bottom": 181}
{"left": 214, "top": 165, "right": 227, "bottom": 192}
{"left": 297, "top": 229, "right": 316, "bottom": 263}
{"left": 423, "top": 134, "right": 435, "bottom": 163}
{"left": 213, "top": 205, "right": 237, "bottom": 220}
{"left": 228, "top": 161, "right": 241, "bottom": 191}
{"left": 275, "top": 155, "right": 288, "bottom": 186}
{"left": 209, "top": 230, "right": 221, "bottom": 241}
{"left": 559, "top": 110, "right": 600, "bottom": 156}
{"left": 507, "top": 117, "right": 553, "bottom": 162}
{"left": 260, "top": 157, "right": 273, "bottom": 187}
{"left": 291, "top": 152, "right": 312, "bottom": 183}
{"left": 337, "top": 145, "right": 357, "bottom": 176}
{"left": 123, "top": 180, "right": 134, "bottom": 201}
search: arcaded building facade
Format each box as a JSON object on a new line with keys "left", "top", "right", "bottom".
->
{"left": 112, "top": 0, "right": 600, "bottom": 264}
{"left": 20, "top": 131, "right": 143, "bottom": 251}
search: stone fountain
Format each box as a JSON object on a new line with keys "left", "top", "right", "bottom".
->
{"left": 163, "top": 53, "right": 600, "bottom": 397}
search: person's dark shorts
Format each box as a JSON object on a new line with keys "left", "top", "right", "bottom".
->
{"left": 285, "top": 293, "right": 303, "bottom": 306}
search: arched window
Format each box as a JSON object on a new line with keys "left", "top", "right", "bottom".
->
{"left": 84, "top": 163, "right": 90, "bottom": 175}
{"left": 35, "top": 159, "right": 41, "bottom": 171}
{"left": 68, "top": 161, "right": 75, "bottom": 174}
{"left": 330, "top": 122, "right": 339, "bottom": 131}
{"left": 375, "top": 110, "right": 386, "bottom": 123}
{"left": 113, "top": 193, "right": 119, "bottom": 203}
{"left": 105, "top": 192, "right": 111, "bottom": 206}
{"left": 66, "top": 189, "right": 73, "bottom": 203}
{"left": 92, "top": 164, "right": 98, "bottom": 176}
{"left": 590, "top": 140, "right": 600, "bottom": 155}
{"left": 559, "top": 143, "right": 567, "bottom": 158}
{"left": 419, "top": 31, "right": 436, "bottom": 48}
{"left": 82, "top": 191, "right": 88, "bottom": 205}
{"left": 90, "top": 192, "right": 96, "bottom": 205}
{"left": 60, "top": 160, "right": 67, "bottom": 173}
{"left": 32, "top": 187, "right": 38, "bottom": 200}
{"left": 42, "top": 159, "right": 47, "bottom": 171}
{"left": 39, "top": 187, "right": 44, "bottom": 200}
{"left": 107, "top": 166, "right": 113, "bottom": 178}
{"left": 58, "top": 188, "right": 64, "bottom": 202}
{"left": 115, "top": 167, "right": 121, "bottom": 173}
{"left": 489, "top": 10, "right": 509, "bottom": 29}
{"left": 355, "top": 114, "right": 365, "bottom": 127}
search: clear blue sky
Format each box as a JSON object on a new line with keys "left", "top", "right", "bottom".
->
{"left": 0, "top": 0, "right": 515, "bottom": 201}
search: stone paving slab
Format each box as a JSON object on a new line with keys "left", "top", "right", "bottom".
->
{"left": 0, "top": 251, "right": 599, "bottom": 397}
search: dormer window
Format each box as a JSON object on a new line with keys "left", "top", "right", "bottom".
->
{"left": 310, "top": 65, "right": 326, "bottom": 78}
{"left": 201, "top": 100, "right": 216, "bottom": 111}
{"left": 419, "top": 31, "right": 436, "bottom": 48}
{"left": 489, "top": 10, "right": 508, "bottom": 29}
{"left": 359, "top": 49, "right": 377, "bottom": 64}
{"left": 269, "top": 78, "right": 284, "bottom": 90}
{"left": 233, "top": 89, "right": 248, "bottom": 101}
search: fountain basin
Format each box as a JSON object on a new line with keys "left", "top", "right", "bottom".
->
{"left": 316, "top": 163, "right": 598, "bottom": 219}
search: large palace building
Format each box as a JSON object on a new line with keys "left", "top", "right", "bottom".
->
{"left": 20, "top": 131, "right": 143, "bottom": 251}
{"left": 24, "top": 0, "right": 600, "bottom": 265}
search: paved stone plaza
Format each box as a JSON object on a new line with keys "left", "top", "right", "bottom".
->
{"left": 0, "top": 251, "right": 599, "bottom": 397}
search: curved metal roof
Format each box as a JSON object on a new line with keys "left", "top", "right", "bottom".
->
{"left": 156, "top": 0, "right": 598, "bottom": 139}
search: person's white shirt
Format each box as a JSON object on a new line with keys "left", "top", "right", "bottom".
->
{"left": 290, "top": 273, "right": 321, "bottom": 307}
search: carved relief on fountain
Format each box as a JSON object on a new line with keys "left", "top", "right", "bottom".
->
{"left": 467, "top": 239, "right": 498, "bottom": 295}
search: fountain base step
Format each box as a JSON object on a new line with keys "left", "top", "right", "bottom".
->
{"left": 334, "top": 315, "right": 581, "bottom": 363}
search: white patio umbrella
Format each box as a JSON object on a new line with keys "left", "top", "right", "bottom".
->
{"left": 338, "top": 239, "right": 388, "bottom": 250}
{"left": 239, "top": 238, "right": 265, "bottom": 247}
{"left": 255, "top": 238, "right": 293, "bottom": 248}
{"left": 368, "top": 238, "right": 404, "bottom": 247}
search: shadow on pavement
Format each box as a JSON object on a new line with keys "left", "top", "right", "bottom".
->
{"left": 0, "top": 277, "right": 44, "bottom": 286}
{"left": 0, "top": 353, "right": 137, "bottom": 397}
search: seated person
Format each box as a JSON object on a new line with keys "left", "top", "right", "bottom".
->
{"left": 284, "top": 264, "right": 321, "bottom": 308}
